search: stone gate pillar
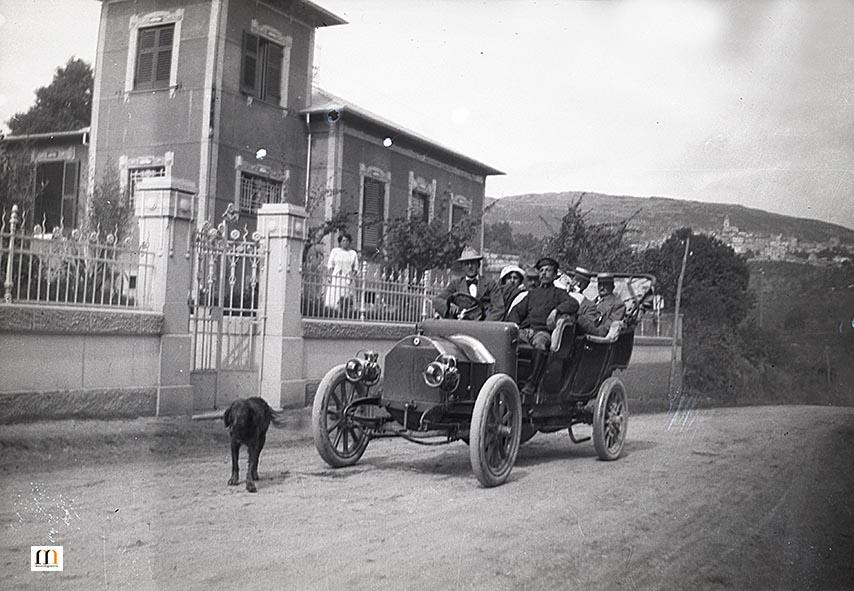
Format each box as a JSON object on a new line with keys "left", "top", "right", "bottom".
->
{"left": 256, "top": 203, "right": 307, "bottom": 409}
{"left": 136, "top": 176, "right": 195, "bottom": 416}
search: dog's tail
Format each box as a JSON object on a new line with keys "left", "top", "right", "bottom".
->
{"left": 269, "top": 407, "right": 288, "bottom": 428}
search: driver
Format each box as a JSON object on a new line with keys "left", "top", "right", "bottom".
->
{"left": 507, "top": 257, "right": 579, "bottom": 395}
{"left": 431, "top": 247, "right": 505, "bottom": 321}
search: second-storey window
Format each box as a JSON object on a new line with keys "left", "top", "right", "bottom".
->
{"left": 241, "top": 33, "right": 283, "bottom": 103}
{"left": 134, "top": 24, "right": 174, "bottom": 90}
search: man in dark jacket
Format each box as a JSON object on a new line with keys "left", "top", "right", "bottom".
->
{"left": 569, "top": 267, "right": 605, "bottom": 335}
{"left": 508, "top": 257, "right": 579, "bottom": 395}
{"left": 595, "top": 273, "right": 626, "bottom": 329}
{"left": 432, "top": 247, "right": 505, "bottom": 321}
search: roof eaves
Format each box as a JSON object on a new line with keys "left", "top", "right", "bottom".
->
{"left": 303, "top": 90, "right": 504, "bottom": 176}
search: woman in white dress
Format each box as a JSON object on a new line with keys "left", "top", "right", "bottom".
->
{"left": 324, "top": 232, "right": 359, "bottom": 311}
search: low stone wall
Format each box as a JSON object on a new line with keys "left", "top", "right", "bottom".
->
{"left": 0, "top": 304, "right": 163, "bottom": 423}
{"left": 302, "top": 319, "right": 413, "bottom": 404}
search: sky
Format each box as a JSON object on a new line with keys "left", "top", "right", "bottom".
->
{"left": 0, "top": 0, "right": 852, "bottom": 229}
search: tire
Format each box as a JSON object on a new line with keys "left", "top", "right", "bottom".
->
{"left": 312, "top": 365, "right": 370, "bottom": 468}
{"left": 592, "top": 377, "right": 628, "bottom": 461}
{"left": 469, "top": 374, "right": 522, "bottom": 487}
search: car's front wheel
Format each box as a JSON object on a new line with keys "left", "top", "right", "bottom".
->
{"left": 312, "top": 365, "right": 371, "bottom": 467}
{"left": 469, "top": 374, "right": 522, "bottom": 487}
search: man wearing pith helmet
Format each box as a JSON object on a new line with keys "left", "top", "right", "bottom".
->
{"left": 507, "top": 256, "right": 578, "bottom": 396}
{"left": 431, "top": 247, "right": 505, "bottom": 321}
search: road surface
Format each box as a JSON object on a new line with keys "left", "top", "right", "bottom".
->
{"left": 1, "top": 405, "right": 852, "bottom": 590}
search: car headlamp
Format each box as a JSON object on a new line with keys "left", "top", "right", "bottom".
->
{"left": 345, "top": 350, "right": 381, "bottom": 386}
{"left": 423, "top": 354, "right": 459, "bottom": 391}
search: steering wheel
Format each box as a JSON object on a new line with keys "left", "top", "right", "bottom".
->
{"left": 446, "top": 292, "right": 485, "bottom": 321}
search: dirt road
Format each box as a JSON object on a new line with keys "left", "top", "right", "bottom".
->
{"left": 2, "top": 405, "right": 853, "bottom": 590}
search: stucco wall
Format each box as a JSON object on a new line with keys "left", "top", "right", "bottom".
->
{"left": 0, "top": 305, "right": 163, "bottom": 423}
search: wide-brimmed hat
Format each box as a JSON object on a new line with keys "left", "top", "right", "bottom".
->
{"left": 535, "top": 256, "right": 559, "bottom": 271}
{"left": 597, "top": 272, "right": 615, "bottom": 286}
{"left": 499, "top": 264, "right": 525, "bottom": 283}
{"left": 573, "top": 266, "right": 593, "bottom": 281}
{"left": 457, "top": 246, "right": 483, "bottom": 263}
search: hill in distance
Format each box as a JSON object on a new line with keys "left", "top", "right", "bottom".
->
{"left": 484, "top": 192, "right": 854, "bottom": 246}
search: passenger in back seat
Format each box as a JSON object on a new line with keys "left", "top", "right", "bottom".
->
{"left": 594, "top": 273, "right": 626, "bottom": 334}
{"left": 569, "top": 267, "right": 606, "bottom": 336}
{"left": 507, "top": 257, "right": 579, "bottom": 395}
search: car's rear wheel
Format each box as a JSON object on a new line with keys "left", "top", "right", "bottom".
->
{"left": 592, "top": 377, "right": 628, "bottom": 460}
{"left": 470, "top": 374, "right": 522, "bottom": 487}
{"left": 312, "top": 365, "right": 370, "bottom": 467}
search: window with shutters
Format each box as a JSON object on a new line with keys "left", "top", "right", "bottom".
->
{"left": 241, "top": 33, "right": 283, "bottom": 104}
{"left": 411, "top": 190, "right": 431, "bottom": 222}
{"left": 239, "top": 172, "right": 282, "bottom": 213}
{"left": 361, "top": 177, "right": 386, "bottom": 251}
{"left": 134, "top": 24, "right": 174, "bottom": 90}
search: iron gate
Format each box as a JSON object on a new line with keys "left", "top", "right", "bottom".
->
{"left": 189, "top": 209, "right": 267, "bottom": 410}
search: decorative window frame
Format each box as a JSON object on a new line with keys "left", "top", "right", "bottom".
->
{"left": 243, "top": 18, "right": 293, "bottom": 110}
{"left": 233, "top": 155, "right": 290, "bottom": 215}
{"left": 119, "top": 152, "right": 174, "bottom": 193}
{"left": 124, "top": 9, "right": 184, "bottom": 98}
{"left": 448, "top": 193, "right": 472, "bottom": 230}
{"left": 407, "top": 172, "right": 436, "bottom": 222}
{"left": 358, "top": 164, "right": 391, "bottom": 252}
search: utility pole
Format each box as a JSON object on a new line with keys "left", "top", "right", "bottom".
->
{"left": 668, "top": 235, "right": 690, "bottom": 402}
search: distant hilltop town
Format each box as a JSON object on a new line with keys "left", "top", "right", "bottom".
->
{"left": 713, "top": 216, "right": 851, "bottom": 266}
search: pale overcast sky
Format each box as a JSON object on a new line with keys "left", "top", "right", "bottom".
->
{"left": 0, "top": 0, "right": 852, "bottom": 229}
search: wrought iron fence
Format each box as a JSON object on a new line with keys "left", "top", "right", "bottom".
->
{"left": 1, "top": 205, "right": 154, "bottom": 309}
{"left": 302, "top": 261, "right": 453, "bottom": 324}
{"left": 189, "top": 220, "right": 266, "bottom": 371}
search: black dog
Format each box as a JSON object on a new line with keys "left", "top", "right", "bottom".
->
{"left": 223, "top": 397, "right": 284, "bottom": 492}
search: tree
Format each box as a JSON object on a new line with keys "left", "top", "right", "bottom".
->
{"left": 639, "top": 228, "right": 755, "bottom": 399}
{"left": 484, "top": 221, "right": 515, "bottom": 252}
{"left": 382, "top": 213, "right": 479, "bottom": 277}
{"left": 0, "top": 140, "right": 40, "bottom": 224}
{"left": 85, "top": 160, "right": 134, "bottom": 241}
{"left": 545, "top": 195, "right": 637, "bottom": 272}
{"left": 7, "top": 58, "right": 93, "bottom": 135}
{"left": 649, "top": 228, "right": 753, "bottom": 326}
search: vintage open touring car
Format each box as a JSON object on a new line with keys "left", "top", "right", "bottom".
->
{"left": 311, "top": 273, "right": 657, "bottom": 487}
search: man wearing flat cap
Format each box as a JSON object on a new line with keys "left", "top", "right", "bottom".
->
{"left": 568, "top": 267, "right": 604, "bottom": 335}
{"left": 507, "top": 256, "right": 579, "bottom": 396}
{"left": 432, "top": 247, "right": 505, "bottom": 321}
{"left": 595, "top": 272, "right": 626, "bottom": 332}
